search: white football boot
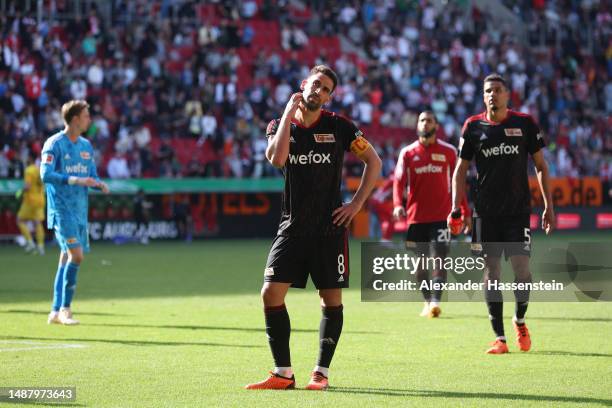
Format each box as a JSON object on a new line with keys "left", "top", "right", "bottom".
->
{"left": 58, "top": 308, "right": 80, "bottom": 325}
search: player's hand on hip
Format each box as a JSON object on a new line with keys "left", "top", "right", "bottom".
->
{"left": 332, "top": 201, "right": 362, "bottom": 228}
{"left": 542, "top": 207, "right": 555, "bottom": 235}
{"left": 283, "top": 93, "right": 303, "bottom": 117}
{"left": 392, "top": 206, "right": 406, "bottom": 221}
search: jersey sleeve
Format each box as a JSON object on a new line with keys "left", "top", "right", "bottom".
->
{"left": 458, "top": 120, "right": 475, "bottom": 161}
{"left": 40, "top": 141, "right": 69, "bottom": 185}
{"left": 393, "top": 148, "right": 409, "bottom": 208}
{"left": 266, "top": 119, "right": 280, "bottom": 138}
{"left": 338, "top": 116, "right": 370, "bottom": 158}
{"left": 525, "top": 116, "right": 545, "bottom": 155}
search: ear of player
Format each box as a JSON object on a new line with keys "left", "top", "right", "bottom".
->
{"left": 447, "top": 209, "right": 464, "bottom": 235}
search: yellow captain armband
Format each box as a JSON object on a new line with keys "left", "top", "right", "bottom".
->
{"left": 350, "top": 135, "right": 371, "bottom": 158}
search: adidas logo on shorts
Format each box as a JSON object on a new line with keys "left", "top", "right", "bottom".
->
{"left": 337, "top": 275, "right": 344, "bottom": 283}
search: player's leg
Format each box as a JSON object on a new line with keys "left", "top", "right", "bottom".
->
{"left": 57, "top": 224, "right": 88, "bottom": 325}
{"left": 48, "top": 250, "right": 68, "bottom": 324}
{"left": 307, "top": 288, "right": 342, "bottom": 390}
{"left": 34, "top": 206, "right": 45, "bottom": 254}
{"left": 407, "top": 224, "right": 432, "bottom": 315}
{"left": 474, "top": 217, "right": 508, "bottom": 353}
{"left": 57, "top": 245, "right": 83, "bottom": 325}
{"left": 16, "top": 213, "right": 35, "bottom": 252}
{"left": 34, "top": 221, "right": 45, "bottom": 254}
{"left": 261, "top": 282, "right": 293, "bottom": 375}
{"left": 428, "top": 222, "right": 450, "bottom": 318}
{"left": 306, "top": 233, "right": 348, "bottom": 390}
{"left": 483, "top": 255, "right": 508, "bottom": 353}
{"left": 246, "top": 284, "right": 295, "bottom": 390}
{"left": 246, "top": 236, "right": 305, "bottom": 390}
{"left": 505, "top": 215, "right": 532, "bottom": 351}
{"left": 509, "top": 255, "right": 532, "bottom": 351}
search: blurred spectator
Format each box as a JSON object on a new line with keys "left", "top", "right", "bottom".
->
{"left": 0, "top": 0, "right": 608, "bottom": 181}
{"left": 107, "top": 151, "right": 130, "bottom": 179}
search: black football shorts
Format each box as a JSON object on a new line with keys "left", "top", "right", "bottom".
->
{"left": 471, "top": 214, "right": 531, "bottom": 260}
{"left": 404, "top": 221, "right": 450, "bottom": 257}
{"left": 264, "top": 233, "right": 349, "bottom": 289}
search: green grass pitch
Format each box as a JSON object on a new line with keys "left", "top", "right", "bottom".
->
{"left": 1, "top": 232, "right": 610, "bottom": 407}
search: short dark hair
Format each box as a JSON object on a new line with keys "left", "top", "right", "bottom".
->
{"left": 309, "top": 65, "right": 338, "bottom": 93}
{"left": 61, "top": 100, "right": 90, "bottom": 125}
{"left": 420, "top": 110, "right": 438, "bottom": 124}
{"left": 483, "top": 73, "right": 508, "bottom": 89}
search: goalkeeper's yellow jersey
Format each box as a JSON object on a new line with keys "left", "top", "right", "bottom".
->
{"left": 23, "top": 164, "right": 45, "bottom": 207}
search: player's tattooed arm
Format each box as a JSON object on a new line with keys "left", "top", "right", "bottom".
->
{"left": 532, "top": 149, "right": 555, "bottom": 234}
{"left": 266, "top": 93, "right": 303, "bottom": 167}
{"left": 333, "top": 143, "right": 381, "bottom": 227}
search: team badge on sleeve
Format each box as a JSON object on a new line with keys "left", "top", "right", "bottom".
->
{"left": 350, "top": 135, "right": 370, "bottom": 158}
{"left": 43, "top": 153, "right": 54, "bottom": 164}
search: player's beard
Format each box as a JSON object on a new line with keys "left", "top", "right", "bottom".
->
{"left": 418, "top": 128, "right": 436, "bottom": 138}
{"left": 304, "top": 95, "right": 322, "bottom": 111}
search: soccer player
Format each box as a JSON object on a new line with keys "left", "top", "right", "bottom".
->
{"left": 393, "top": 110, "right": 471, "bottom": 318}
{"left": 41, "top": 100, "right": 109, "bottom": 325}
{"left": 245, "top": 65, "right": 382, "bottom": 390}
{"left": 17, "top": 151, "right": 46, "bottom": 255}
{"left": 451, "top": 74, "right": 555, "bottom": 354}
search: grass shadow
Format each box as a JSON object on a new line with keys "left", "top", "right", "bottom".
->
{"left": 530, "top": 350, "right": 612, "bottom": 358}
{"left": 0, "top": 335, "right": 263, "bottom": 349}
{"left": 84, "top": 322, "right": 381, "bottom": 334}
{"left": 328, "top": 387, "right": 612, "bottom": 405}
{"left": 1, "top": 309, "right": 130, "bottom": 317}
{"left": 450, "top": 314, "right": 612, "bottom": 323}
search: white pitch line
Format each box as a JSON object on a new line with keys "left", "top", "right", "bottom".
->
{"left": 0, "top": 340, "right": 87, "bottom": 352}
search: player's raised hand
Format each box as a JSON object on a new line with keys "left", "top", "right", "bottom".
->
{"left": 392, "top": 206, "right": 406, "bottom": 221}
{"left": 542, "top": 207, "right": 555, "bottom": 235}
{"left": 332, "top": 201, "right": 362, "bottom": 227}
{"left": 283, "top": 93, "right": 304, "bottom": 118}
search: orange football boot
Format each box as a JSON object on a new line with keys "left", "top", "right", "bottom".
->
{"left": 305, "top": 371, "right": 329, "bottom": 391}
{"left": 513, "top": 320, "right": 531, "bottom": 351}
{"left": 486, "top": 339, "right": 509, "bottom": 354}
{"left": 245, "top": 372, "right": 295, "bottom": 390}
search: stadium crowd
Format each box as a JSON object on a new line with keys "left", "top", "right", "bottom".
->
{"left": 0, "top": 0, "right": 610, "bottom": 180}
